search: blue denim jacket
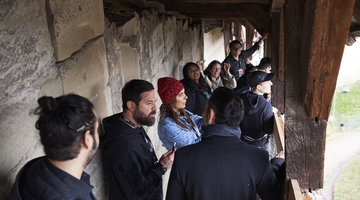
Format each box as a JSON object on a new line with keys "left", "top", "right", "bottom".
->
{"left": 158, "top": 110, "right": 202, "bottom": 150}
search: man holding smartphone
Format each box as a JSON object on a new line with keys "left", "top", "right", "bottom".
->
{"left": 100, "top": 79, "right": 175, "bottom": 200}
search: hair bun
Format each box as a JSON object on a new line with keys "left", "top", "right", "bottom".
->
{"left": 37, "top": 96, "right": 58, "bottom": 112}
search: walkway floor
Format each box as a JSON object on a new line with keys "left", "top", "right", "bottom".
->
{"left": 323, "top": 128, "right": 360, "bottom": 199}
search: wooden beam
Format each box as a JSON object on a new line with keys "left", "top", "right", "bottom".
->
{"left": 271, "top": 0, "right": 285, "bottom": 13}
{"left": 271, "top": 9, "right": 285, "bottom": 113}
{"left": 162, "top": 2, "right": 248, "bottom": 13}
{"left": 245, "top": 18, "right": 266, "bottom": 35}
{"left": 284, "top": 0, "right": 323, "bottom": 190}
{"left": 284, "top": 0, "right": 355, "bottom": 190}
{"left": 233, "top": 20, "right": 243, "bottom": 41}
{"left": 303, "top": 0, "right": 355, "bottom": 119}
{"left": 353, "top": 0, "right": 360, "bottom": 22}
{"left": 286, "top": 179, "right": 303, "bottom": 200}
{"left": 177, "top": 12, "right": 251, "bottom": 19}
{"left": 104, "top": 0, "right": 144, "bottom": 10}
{"left": 241, "top": 4, "right": 271, "bottom": 34}
{"left": 245, "top": 22, "right": 255, "bottom": 49}
{"left": 157, "top": 0, "right": 271, "bottom": 4}
{"left": 223, "top": 19, "right": 232, "bottom": 55}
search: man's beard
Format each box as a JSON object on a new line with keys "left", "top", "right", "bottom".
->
{"left": 84, "top": 134, "right": 98, "bottom": 167}
{"left": 133, "top": 106, "right": 156, "bottom": 126}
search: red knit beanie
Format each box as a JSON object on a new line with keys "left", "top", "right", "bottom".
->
{"left": 157, "top": 77, "right": 184, "bottom": 105}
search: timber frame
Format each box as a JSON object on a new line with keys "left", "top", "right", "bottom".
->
{"left": 103, "top": 0, "right": 360, "bottom": 196}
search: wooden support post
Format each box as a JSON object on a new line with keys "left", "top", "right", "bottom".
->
{"left": 284, "top": 0, "right": 355, "bottom": 190}
{"left": 245, "top": 23, "right": 255, "bottom": 49}
{"left": 302, "top": 0, "right": 355, "bottom": 119}
{"left": 270, "top": 9, "right": 285, "bottom": 113}
{"left": 223, "top": 19, "right": 232, "bottom": 56}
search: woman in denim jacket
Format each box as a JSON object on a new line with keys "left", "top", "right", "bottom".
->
{"left": 157, "top": 77, "right": 202, "bottom": 150}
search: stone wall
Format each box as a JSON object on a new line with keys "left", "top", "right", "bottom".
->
{"left": 0, "top": 0, "right": 203, "bottom": 199}
{"left": 203, "top": 27, "right": 226, "bottom": 67}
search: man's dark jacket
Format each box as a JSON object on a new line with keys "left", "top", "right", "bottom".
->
{"left": 240, "top": 92, "right": 274, "bottom": 139}
{"left": 100, "top": 113, "right": 165, "bottom": 200}
{"left": 223, "top": 43, "right": 260, "bottom": 81}
{"left": 7, "top": 156, "right": 95, "bottom": 200}
{"left": 166, "top": 124, "right": 283, "bottom": 200}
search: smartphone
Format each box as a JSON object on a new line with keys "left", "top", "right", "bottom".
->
{"left": 172, "top": 142, "right": 176, "bottom": 151}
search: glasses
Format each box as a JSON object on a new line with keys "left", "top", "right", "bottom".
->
{"left": 188, "top": 69, "right": 200, "bottom": 74}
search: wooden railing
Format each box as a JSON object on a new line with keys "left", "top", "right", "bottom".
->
{"left": 273, "top": 109, "right": 303, "bottom": 200}
{"left": 273, "top": 109, "right": 285, "bottom": 153}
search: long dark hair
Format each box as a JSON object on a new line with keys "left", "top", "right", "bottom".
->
{"left": 159, "top": 100, "right": 195, "bottom": 129}
{"left": 182, "top": 62, "right": 211, "bottom": 93}
{"left": 203, "top": 60, "right": 229, "bottom": 86}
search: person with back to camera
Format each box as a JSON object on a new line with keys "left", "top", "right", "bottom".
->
{"left": 157, "top": 77, "right": 202, "bottom": 151}
{"left": 180, "top": 62, "right": 212, "bottom": 116}
{"left": 239, "top": 71, "right": 275, "bottom": 151}
{"left": 7, "top": 94, "right": 99, "bottom": 200}
{"left": 166, "top": 87, "right": 284, "bottom": 200}
{"left": 234, "top": 63, "right": 258, "bottom": 95}
{"left": 223, "top": 33, "right": 268, "bottom": 81}
{"left": 100, "top": 79, "right": 175, "bottom": 200}
{"left": 201, "top": 60, "right": 237, "bottom": 91}
{"left": 257, "top": 56, "right": 272, "bottom": 103}
{"left": 257, "top": 56, "right": 272, "bottom": 73}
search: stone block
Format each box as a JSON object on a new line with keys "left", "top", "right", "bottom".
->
{"left": 204, "top": 27, "right": 226, "bottom": 66}
{"left": 48, "top": 0, "right": 104, "bottom": 61}
{"left": 93, "top": 87, "right": 112, "bottom": 120}
{"left": 120, "top": 44, "right": 140, "bottom": 82}
{"left": 122, "top": 13, "right": 140, "bottom": 37}
{"left": 164, "top": 16, "right": 177, "bottom": 55}
{"left": 59, "top": 37, "right": 109, "bottom": 98}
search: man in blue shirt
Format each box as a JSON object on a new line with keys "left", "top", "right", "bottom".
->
{"left": 223, "top": 33, "right": 268, "bottom": 81}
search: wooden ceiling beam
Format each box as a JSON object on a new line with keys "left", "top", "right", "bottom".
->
{"left": 241, "top": 4, "right": 271, "bottom": 34}
{"left": 177, "top": 12, "right": 251, "bottom": 19}
{"left": 271, "top": 0, "right": 285, "bottom": 13}
{"left": 353, "top": 0, "right": 360, "bottom": 22}
{"left": 156, "top": 0, "right": 270, "bottom": 4}
{"left": 162, "top": 2, "right": 248, "bottom": 13}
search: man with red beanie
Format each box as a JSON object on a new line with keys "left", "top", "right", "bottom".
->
{"left": 157, "top": 77, "right": 202, "bottom": 150}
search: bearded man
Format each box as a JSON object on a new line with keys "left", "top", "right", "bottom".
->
{"left": 101, "top": 79, "right": 174, "bottom": 200}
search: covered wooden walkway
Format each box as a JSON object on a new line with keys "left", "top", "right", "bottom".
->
{"left": 104, "top": 0, "right": 360, "bottom": 198}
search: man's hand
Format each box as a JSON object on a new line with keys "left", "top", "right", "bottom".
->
{"left": 258, "top": 33, "right": 268, "bottom": 46}
{"left": 158, "top": 150, "right": 175, "bottom": 170}
{"left": 262, "top": 33, "right": 268, "bottom": 40}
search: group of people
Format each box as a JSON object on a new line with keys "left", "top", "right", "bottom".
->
{"left": 7, "top": 35, "right": 285, "bottom": 200}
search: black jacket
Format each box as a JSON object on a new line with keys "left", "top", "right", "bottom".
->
{"left": 240, "top": 92, "right": 274, "bottom": 139}
{"left": 166, "top": 124, "right": 283, "bottom": 200}
{"left": 223, "top": 43, "right": 260, "bottom": 81}
{"left": 100, "top": 113, "right": 165, "bottom": 200}
{"left": 7, "top": 157, "right": 95, "bottom": 200}
{"left": 180, "top": 79, "right": 210, "bottom": 116}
